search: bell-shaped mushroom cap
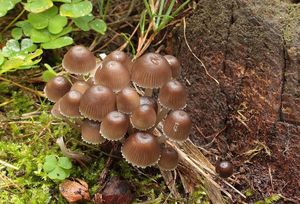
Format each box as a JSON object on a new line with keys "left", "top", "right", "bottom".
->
{"left": 121, "top": 132, "right": 161, "bottom": 168}
{"left": 158, "top": 146, "right": 179, "bottom": 170}
{"left": 100, "top": 111, "right": 129, "bottom": 141}
{"left": 163, "top": 110, "right": 192, "bottom": 142}
{"left": 79, "top": 85, "right": 116, "bottom": 121}
{"left": 164, "top": 55, "right": 181, "bottom": 78}
{"left": 87, "top": 76, "right": 95, "bottom": 86}
{"left": 62, "top": 45, "right": 96, "bottom": 74}
{"left": 131, "top": 53, "right": 172, "bottom": 88}
{"left": 158, "top": 80, "right": 187, "bottom": 110}
{"left": 81, "top": 119, "right": 106, "bottom": 144}
{"left": 59, "top": 90, "right": 82, "bottom": 117}
{"left": 103, "top": 50, "right": 133, "bottom": 73}
{"left": 44, "top": 76, "right": 71, "bottom": 102}
{"left": 216, "top": 161, "right": 233, "bottom": 178}
{"left": 140, "top": 96, "right": 158, "bottom": 113}
{"left": 130, "top": 105, "right": 156, "bottom": 130}
{"left": 51, "top": 99, "right": 64, "bottom": 118}
{"left": 116, "top": 87, "right": 140, "bottom": 114}
{"left": 94, "top": 61, "right": 130, "bottom": 92}
{"left": 71, "top": 81, "right": 90, "bottom": 94}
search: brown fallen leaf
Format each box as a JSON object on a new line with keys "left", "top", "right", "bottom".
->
{"left": 59, "top": 178, "right": 90, "bottom": 203}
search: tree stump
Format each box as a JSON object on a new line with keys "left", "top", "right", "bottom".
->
{"left": 173, "top": 0, "right": 300, "bottom": 202}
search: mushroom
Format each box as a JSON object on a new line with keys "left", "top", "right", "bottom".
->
{"left": 71, "top": 81, "right": 90, "bottom": 94}
{"left": 164, "top": 55, "right": 181, "bottom": 79}
{"left": 100, "top": 111, "right": 129, "bottom": 141}
{"left": 94, "top": 60, "right": 130, "bottom": 93}
{"left": 59, "top": 90, "right": 82, "bottom": 118}
{"left": 44, "top": 76, "right": 71, "bottom": 102}
{"left": 116, "top": 87, "right": 140, "bottom": 114}
{"left": 139, "top": 96, "right": 158, "bottom": 113}
{"left": 81, "top": 119, "right": 106, "bottom": 144}
{"left": 163, "top": 110, "right": 192, "bottom": 142}
{"left": 130, "top": 105, "right": 156, "bottom": 130}
{"left": 79, "top": 85, "right": 116, "bottom": 121}
{"left": 62, "top": 45, "right": 96, "bottom": 74}
{"left": 131, "top": 53, "right": 172, "bottom": 96}
{"left": 158, "top": 146, "right": 179, "bottom": 171}
{"left": 121, "top": 132, "right": 161, "bottom": 168}
{"left": 157, "top": 80, "right": 187, "bottom": 122}
{"left": 215, "top": 161, "right": 233, "bottom": 178}
{"left": 102, "top": 50, "right": 132, "bottom": 73}
{"left": 51, "top": 99, "right": 64, "bottom": 118}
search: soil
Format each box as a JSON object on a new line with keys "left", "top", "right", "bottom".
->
{"left": 171, "top": 0, "right": 300, "bottom": 202}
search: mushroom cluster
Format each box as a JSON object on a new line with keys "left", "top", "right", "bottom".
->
{"left": 44, "top": 45, "right": 192, "bottom": 170}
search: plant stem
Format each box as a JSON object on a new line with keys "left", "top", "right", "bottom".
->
{"left": 156, "top": 106, "right": 169, "bottom": 125}
{"left": 1, "top": 9, "right": 25, "bottom": 34}
{"left": 144, "top": 88, "right": 153, "bottom": 96}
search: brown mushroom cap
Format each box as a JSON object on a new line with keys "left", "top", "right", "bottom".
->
{"left": 121, "top": 132, "right": 161, "bottom": 168}
{"left": 139, "top": 96, "right": 158, "bottom": 113}
{"left": 62, "top": 45, "right": 96, "bottom": 74}
{"left": 79, "top": 85, "right": 116, "bottom": 121}
{"left": 131, "top": 53, "right": 172, "bottom": 88}
{"left": 59, "top": 90, "right": 82, "bottom": 117}
{"left": 94, "top": 61, "right": 130, "bottom": 92}
{"left": 81, "top": 119, "right": 106, "bottom": 144}
{"left": 44, "top": 76, "right": 71, "bottom": 102}
{"left": 100, "top": 111, "right": 129, "bottom": 141}
{"left": 163, "top": 110, "right": 192, "bottom": 142}
{"left": 103, "top": 50, "right": 133, "bottom": 73}
{"left": 164, "top": 55, "right": 181, "bottom": 78}
{"left": 51, "top": 99, "right": 64, "bottom": 118}
{"left": 158, "top": 146, "right": 179, "bottom": 170}
{"left": 116, "top": 87, "right": 140, "bottom": 114}
{"left": 130, "top": 105, "right": 156, "bottom": 130}
{"left": 158, "top": 80, "right": 187, "bottom": 110}
{"left": 71, "top": 81, "right": 90, "bottom": 94}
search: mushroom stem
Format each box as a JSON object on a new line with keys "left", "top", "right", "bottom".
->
{"left": 56, "top": 137, "right": 91, "bottom": 166}
{"left": 144, "top": 88, "right": 153, "bottom": 97}
{"left": 158, "top": 134, "right": 167, "bottom": 144}
{"left": 156, "top": 107, "right": 169, "bottom": 125}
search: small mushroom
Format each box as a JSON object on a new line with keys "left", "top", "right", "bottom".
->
{"left": 216, "top": 161, "right": 233, "bottom": 178}
{"left": 51, "top": 99, "right": 64, "bottom": 119}
{"left": 116, "top": 87, "right": 140, "bottom": 114}
{"left": 71, "top": 80, "right": 90, "bottom": 94}
{"left": 81, "top": 119, "right": 106, "bottom": 144}
{"left": 164, "top": 55, "right": 181, "bottom": 79}
{"left": 158, "top": 146, "right": 179, "bottom": 171}
{"left": 131, "top": 53, "right": 172, "bottom": 96}
{"left": 163, "top": 110, "right": 192, "bottom": 142}
{"left": 139, "top": 96, "right": 158, "bottom": 113}
{"left": 94, "top": 61, "right": 130, "bottom": 93}
{"left": 121, "top": 132, "right": 161, "bottom": 168}
{"left": 100, "top": 111, "right": 129, "bottom": 141}
{"left": 157, "top": 80, "right": 187, "bottom": 122}
{"left": 103, "top": 50, "right": 133, "bottom": 73}
{"left": 62, "top": 45, "right": 96, "bottom": 74}
{"left": 44, "top": 76, "right": 71, "bottom": 102}
{"left": 79, "top": 85, "right": 116, "bottom": 121}
{"left": 130, "top": 105, "right": 156, "bottom": 130}
{"left": 59, "top": 90, "right": 82, "bottom": 118}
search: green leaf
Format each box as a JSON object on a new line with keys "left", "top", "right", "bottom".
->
{"left": 0, "top": 0, "right": 19, "bottom": 17}
{"left": 25, "top": 49, "right": 43, "bottom": 60}
{"left": 0, "top": 52, "right": 4, "bottom": 66}
{"left": 48, "top": 15, "right": 68, "bottom": 34}
{"left": 51, "top": 26, "right": 72, "bottom": 39}
{"left": 60, "top": 1, "right": 93, "bottom": 18}
{"left": 11, "top": 28, "right": 23, "bottom": 40}
{"left": 28, "top": 13, "right": 49, "bottom": 29}
{"left": 73, "top": 15, "right": 94, "bottom": 31}
{"left": 30, "top": 29, "right": 51, "bottom": 43}
{"left": 57, "top": 157, "right": 72, "bottom": 169}
{"left": 47, "top": 166, "right": 67, "bottom": 180}
{"left": 53, "top": 0, "right": 71, "bottom": 2}
{"left": 0, "top": 8, "right": 8, "bottom": 18}
{"left": 21, "top": 38, "right": 37, "bottom": 52}
{"left": 42, "top": 64, "right": 57, "bottom": 82}
{"left": 89, "top": 19, "right": 107, "bottom": 34}
{"left": 0, "top": 58, "right": 24, "bottom": 74}
{"left": 16, "top": 21, "right": 33, "bottom": 36}
{"left": 6, "top": 39, "right": 20, "bottom": 52}
{"left": 43, "top": 155, "right": 57, "bottom": 172}
{"left": 41, "top": 36, "right": 73, "bottom": 49}
{"left": 24, "top": 0, "right": 53, "bottom": 13}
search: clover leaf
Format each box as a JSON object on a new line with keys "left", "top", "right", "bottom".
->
{"left": 0, "top": 0, "right": 21, "bottom": 17}
{"left": 43, "top": 155, "right": 72, "bottom": 181}
{"left": 42, "top": 63, "right": 57, "bottom": 82}
{"left": 48, "top": 15, "right": 68, "bottom": 34}
{"left": 30, "top": 29, "right": 51, "bottom": 43}
{"left": 16, "top": 21, "right": 33, "bottom": 36}
{"left": 11, "top": 28, "right": 23, "bottom": 40}
{"left": 60, "top": 1, "right": 93, "bottom": 18}
{"left": 73, "top": 15, "right": 94, "bottom": 31}
{"left": 41, "top": 36, "right": 73, "bottom": 49}
{"left": 24, "top": 0, "right": 53, "bottom": 13}
{"left": 28, "top": 6, "right": 58, "bottom": 29}
{"left": 89, "top": 19, "right": 107, "bottom": 34}
{"left": 0, "top": 52, "right": 4, "bottom": 66}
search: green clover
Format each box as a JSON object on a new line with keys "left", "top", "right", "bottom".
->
{"left": 43, "top": 155, "right": 72, "bottom": 181}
